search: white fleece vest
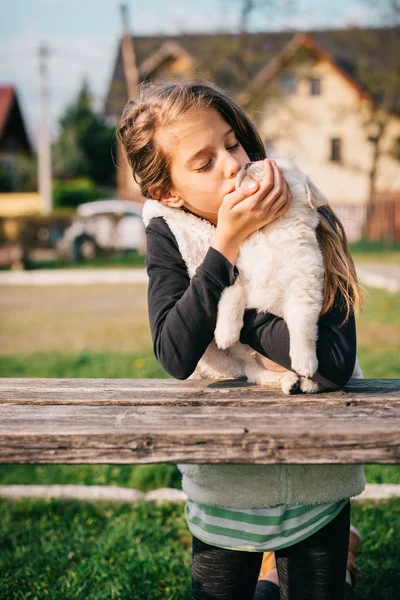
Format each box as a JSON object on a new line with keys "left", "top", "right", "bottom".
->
{"left": 143, "top": 199, "right": 366, "bottom": 509}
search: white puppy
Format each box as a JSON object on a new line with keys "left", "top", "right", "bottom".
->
{"left": 214, "top": 158, "right": 360, "bottom": 394}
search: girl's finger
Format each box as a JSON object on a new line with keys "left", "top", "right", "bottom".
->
{"left": 262, "top": 159, "right": 275, "bottom": 186}
{"left": 272, "top": 190, "right": 292, "bottom": 220}
{"left": 270, "top": 161, "right": 284, "bottom": 195}
{"left": 261, "top": 164, "right": 287, "bottom": 208}
{"left": 227, "top": 178, "right": 260, "bottom": 208}
{"left": 256, "top": 159, "right": 275, "bottom": 197}
{"left": 274, "top": 174, "right": 289, "bottom": 208}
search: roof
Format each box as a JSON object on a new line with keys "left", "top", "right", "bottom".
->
{"left": 0, "top": 85, "right": 32, "bottom": 154}
{"left": 0, "top": 86, "right": 15, "bottom": 138}
{"left": 237, "top": 32, "right": 374, "bottom": 107}
{"left": 104, "top": 26, "right": 400, "bottom": 119}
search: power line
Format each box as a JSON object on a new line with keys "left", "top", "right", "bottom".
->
{"left": 51, "top": 46, "right": 113, "bottom": 62}
{"left": 0, "top": 45, "right": 113, "bottom": 62}
{"left": 0, "top": 49, "right": 38, "bottom": 59}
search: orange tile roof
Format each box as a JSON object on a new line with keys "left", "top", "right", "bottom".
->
{"left": 0, "top": 85, "right": 15, "bottom": 138}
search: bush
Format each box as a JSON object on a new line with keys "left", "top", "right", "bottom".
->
{"left": 0, "top": 155, "right": 37, "bottom": 192}
{"left": 53, "top": 178, "right": 106, "bottom": 209}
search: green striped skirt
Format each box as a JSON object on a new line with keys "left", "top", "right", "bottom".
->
{"left": 185, "top": 498, "right": 348, "bottom": 552}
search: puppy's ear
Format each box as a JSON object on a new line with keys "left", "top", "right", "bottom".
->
{"left": 305, "top": 177, "right": 329, "bottom": 209}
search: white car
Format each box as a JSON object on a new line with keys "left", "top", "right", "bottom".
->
{"left": 57, "top": 199, "right": 146, "bottom": 261}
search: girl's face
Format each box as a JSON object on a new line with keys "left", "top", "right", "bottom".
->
{"left": 157, "top": 107, "right": 250, "bottom": 225}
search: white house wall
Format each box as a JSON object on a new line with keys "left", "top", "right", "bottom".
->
{"left": 258, "top": 58, "right": 400, "bottom": 206}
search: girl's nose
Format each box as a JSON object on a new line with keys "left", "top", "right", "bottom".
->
{"left": 224, "top": 154, "right": 241, "bottom": 179}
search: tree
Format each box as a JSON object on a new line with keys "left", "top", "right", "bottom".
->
{"left": 53, "top": 80, "right": 116, "bottom": 186}
{"left": 219, "top": 0, "right": 296, "bottom": 89}
{"left": 343, "top": 25, "right": 400, "bottom": 204}
{"left": 364, "top": 0, "right": 400, "bottom": 23}
{"left": 0, "top": 155, "right": 37, "bottom": 192}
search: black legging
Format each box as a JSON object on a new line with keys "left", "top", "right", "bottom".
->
{"left": 192, "top": 500, "right": 354, "bottom": 600}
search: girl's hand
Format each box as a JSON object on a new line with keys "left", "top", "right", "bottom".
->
{"left": 212, "top": 159, "right": 292, "bottom": 264}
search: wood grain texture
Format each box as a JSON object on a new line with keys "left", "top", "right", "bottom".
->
{"left": 0, "top": 378, "right": 399, "bottom": 464}
{"left": 1, "top": 378, "right": 399, "bottom": 405}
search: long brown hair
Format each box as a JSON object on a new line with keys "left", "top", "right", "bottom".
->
{"left": 317, "top": 206, "right": 363, "bottom": 319}
{"left": 117, "top": 79, "right": 363, "bottom": 319}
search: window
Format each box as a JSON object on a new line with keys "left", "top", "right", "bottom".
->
{"left": 330, "top": 138, "right": 342, "bottom": 162}
{"left": 310, "top": 77, "right": 321, "bottom": 96}
{"left": 279, "top": 74, "right": 297, "bottom": 96}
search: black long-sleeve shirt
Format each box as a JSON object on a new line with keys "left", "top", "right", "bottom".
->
{"left": 145, "top": 216, "right": 357, "bottom": 388}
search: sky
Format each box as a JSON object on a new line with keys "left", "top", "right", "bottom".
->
{"left": 0, "top": 0, "right": 391, "bottom": 145}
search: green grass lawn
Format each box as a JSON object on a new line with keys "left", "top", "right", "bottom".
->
{"left": 29, "top": 252, "right": 147, "bottom": 270}
{"left": 0, "top": 252, "right": 147, "bottom": 271}
{"left": 0, "top": 498, "right": 398, "bottom": 600}
{"left": 0, "top": 281, "right": 399, "bottom": 598}
{"left": 0, "top": 499, "right": 192, "bottom": 600}
{"left": 1, "top": 283, "right": 399, "bottom": 376}
{"left": 356, "top": 287, "right": 400, "bottom": 378}
{"left": 350, "top": 239, "right": 400, "bottom": 263}
{"left": 0, "top": 351, "right": 166, "bottom": 378}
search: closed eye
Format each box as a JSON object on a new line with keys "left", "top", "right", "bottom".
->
{"left": 196, "top": 142, "right": 241, "bottom": 172}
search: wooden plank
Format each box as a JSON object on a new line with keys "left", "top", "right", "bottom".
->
{"left": 0, "top": 378, "right": 399, "bottom": 406}
{"left": 1, "top": 379, "right": 399, "bottom": 464}
{"left": 0, "top": 401, "right": 398, "bottom": 464}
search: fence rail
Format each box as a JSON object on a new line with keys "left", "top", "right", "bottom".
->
{"left": 332, "top": 199, "right": 400, "bottom": 243}
{"left": 1, "top": 378, "right": 399, "bottom": 465}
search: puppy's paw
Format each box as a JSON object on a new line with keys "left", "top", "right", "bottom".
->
{"left": 214, "top": 321, "right": 240, "bottom": 350}
{"left": 299, "top": 377, "right": 321, "bottom": 394}
{"left": 214, "top": 325, "right": 240, "bottom": 350}
{"left": 281, "top": 372, "right": 300, "bottom": 395}
{"left": 290, "top": 353, "right": 318, "bottom": 379}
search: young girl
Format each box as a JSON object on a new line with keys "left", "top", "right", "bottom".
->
{"left": 117, "top": 80, "right": 365, "bottom": 600}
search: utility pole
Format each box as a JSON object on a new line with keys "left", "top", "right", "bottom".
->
{"left": 118, "top": 4, "right": 140, "bottom": 198}
{"left": 38, "top": 44, "right": 52, "bottom": 215}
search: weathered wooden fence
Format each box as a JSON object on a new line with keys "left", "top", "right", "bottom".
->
{"left": 0, "top": 378, "right": 399, "bottom": 465}
{"left": 332, "top": 199, "right": 400, "bottom": 243}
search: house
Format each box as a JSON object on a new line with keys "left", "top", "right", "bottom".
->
{"left": 105, "top": 27, "right": 400, "bottom": 240}
{"left": 0, "top": 86, "right": 41, "bottom": 217}
{"left": 0, "top": 86, "right": 33, "bottom": 191}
